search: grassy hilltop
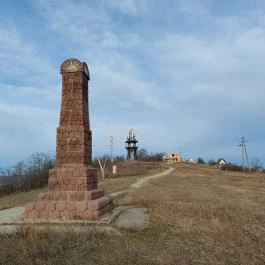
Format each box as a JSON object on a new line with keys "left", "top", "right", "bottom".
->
{"left": 0, "top": 162, "right": 265, "bottom": 265}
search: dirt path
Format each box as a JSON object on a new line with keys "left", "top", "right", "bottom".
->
{"left": 110, "top": 167, "right": 174, "bottom": 199}
{"left": 130, "top": 167, "right": 174, "bottom": 189}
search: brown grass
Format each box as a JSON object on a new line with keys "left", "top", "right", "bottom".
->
{"left": 0, "top": 161, "right": 164, "bottom": 210}
{"left": 0, "top": 186, "right": 48, "bottom": 210}
{"left": 1, "top": 163, "right": 265, "bottom": 265}
{"left": 102, "top": 161, "right": 165, "bottom": 178}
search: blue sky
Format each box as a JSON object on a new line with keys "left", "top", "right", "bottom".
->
{"left": 1, "top": 0, "right": 265, "bottom": 167}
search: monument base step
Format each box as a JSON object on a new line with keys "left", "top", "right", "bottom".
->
{"left": 38, "top": 189, "right": 104, "bottom": 201}
{"left": 24, "top": 195, "right": 113, "bottom": 220}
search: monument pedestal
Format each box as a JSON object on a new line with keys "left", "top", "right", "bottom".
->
{"left": 24, "top": 166, "right": 113, "bottom": 220}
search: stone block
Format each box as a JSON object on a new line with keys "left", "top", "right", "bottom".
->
{"left": 83, "top": 189, "right": 104, "bottom": 200}
{"left": 66, "top": 201, "right": 76, "bottom": 212}
{"left": 82, "top": 210, "right": 97, "bottom": 219}
{"left": 60, "top": 210, "right": 70, "bottom": 219}
{"left": 56, "top": 201, "right": 66, "bottom": 212}
{"left": 27, "top": 210, "right": 39, "bottom": 219}
{"left": 51, "top": 211, "right": 60, "bottom": 219}
{"left": 77, "top": 200, "right": 88, "bottom": 212}
{"left": 39, "top": 210, "right": 49, "bottom": 219}
{"left": 41, "top": 191, "right": 49, "bottom": 199}
{"left": 45, "top": 202, "right": 56, "bottom": 212}
{"left": 60, "top": 191, "right": 68, "bottom": 200}
{"left": 25, "top": 202, "right": 35, "bottom": 211}
{"left": 35, "top": 201, "right": 46, "bottom": 211}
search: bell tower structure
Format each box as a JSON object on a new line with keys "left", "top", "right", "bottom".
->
{"left": 125, "top": 129, "right": 138, "bottom": 161}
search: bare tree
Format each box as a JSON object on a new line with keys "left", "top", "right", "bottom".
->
{"left": 0, "top": 152, "right": 54, "bottom": 197}
{"left": 251, "top": 158, "right": 263, "bottom": 171}
{"left": 97, "top": 156, "right": 107, "bottom": 179}
{"left": 27, "top": 152, "right": 54, "bottom": 186}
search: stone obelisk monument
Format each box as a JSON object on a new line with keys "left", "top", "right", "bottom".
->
{"left": 24, "top": 58, "right": 113, "bottom": 220}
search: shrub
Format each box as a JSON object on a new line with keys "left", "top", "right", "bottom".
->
{"left": 221, "top": 163, "right": 242, "bottom": 172}
{"left": 208, "top": 160, "right": 216, "bottom": 166}
{"left": 197, "top": 157, "right": 205, "bottom": 164}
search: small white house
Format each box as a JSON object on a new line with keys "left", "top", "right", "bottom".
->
{"left": 187, "top": 158, "right": 196, "bottom": 163}
{"left": 217, "top": 159, "right": 227, "bottom": 168}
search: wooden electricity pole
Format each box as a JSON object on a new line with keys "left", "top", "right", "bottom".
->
{"left": 110, "top": 136, "right": 114, "bottom": 163}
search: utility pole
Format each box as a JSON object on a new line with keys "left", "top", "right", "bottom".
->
{"left": 178, "top": 146, "right": 183, "bottom": 162}
{"left": 110, "top": 136, "right": 114, "bottom": 163}
{"left": 238, "top": 137, "right": 250, "bottom": 172}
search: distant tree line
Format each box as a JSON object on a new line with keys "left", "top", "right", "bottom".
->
{"left": 136, "top": 148, "right": 166, "bottom": 162}
{"left": 92, "top": 148, "right": 165, "bottom": 167}
{"left": 197, "top": 157, "right": 205, "bottom": 164}
{"left": 192, "top": 156, "right": 264, "bottom": 173}
{"left": 0, "top": 153, "right": 54, "bottom": 197}
{"left": 206, "top": 157, "right": 264, "bottom": 172}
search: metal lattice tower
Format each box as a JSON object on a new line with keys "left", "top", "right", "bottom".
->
{"left": 238, "top": 137, "right": 250, "bottom": 171}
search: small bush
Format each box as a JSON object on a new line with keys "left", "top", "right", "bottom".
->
{"left": 221, "top": 163, "right": 242, "bottom": 172}
{"left": 208, "top": 160, "right": 216, "bottom": 166}
{"left": 197, "top": 157, "right": 205, "bottom": 164}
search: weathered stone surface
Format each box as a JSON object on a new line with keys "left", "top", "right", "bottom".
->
{"left": 24, "top": 58, "right": 112, "bottom": 220}
{"left": 24, "top": 199, "right": 113, "bottom": 220}
{"left": 114, "top": 208, "right": 149, "bottom": 229}
{"left": 38, "top": 189, "right": 104, "bottom": 202}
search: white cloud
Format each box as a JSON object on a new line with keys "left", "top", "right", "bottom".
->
{"left": 33, "top": 0, "right": 112, "bottom": 46}
{"left": 176, "top": 0, "right": 210, "bottom": 16}
{"left": 149, "top": 23, "right": 265, "bottom": 112}
{"left": 0, "top": 102, "right": 56, "bottom": 117}
{"left": 1, "top": 83, "right": 60, "bottom": 102}
{"left": 1, "top": 0, "right": 265, "bottom": 165}
{"left": 106, "top": 0, "right": 148, "bottom": 15}
{"left": 91, "top": 63, "right": 169, "bottom": 113}
{"left": 0, "top": 25, "right": 57, "bottom": 89}
{"left": 0, "top": 102, "right": 58, "bottom": 166}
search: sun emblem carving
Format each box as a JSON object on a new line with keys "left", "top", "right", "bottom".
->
{"left": 60, "top": 58, "right": 90, "bottom": 78}
{"left": 62, "top": 59, "right": 81, "bottom": 72}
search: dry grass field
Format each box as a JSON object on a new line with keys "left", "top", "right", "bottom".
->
{"left": 0, "top": 163, "right": 265, "bottom": 265}
{"left": 0, "top": 161, "right": 164, "bottom": 210}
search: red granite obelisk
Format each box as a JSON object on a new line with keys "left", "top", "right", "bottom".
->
{"left": 24, "top": 58, "right": 113, "bottom": 220}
